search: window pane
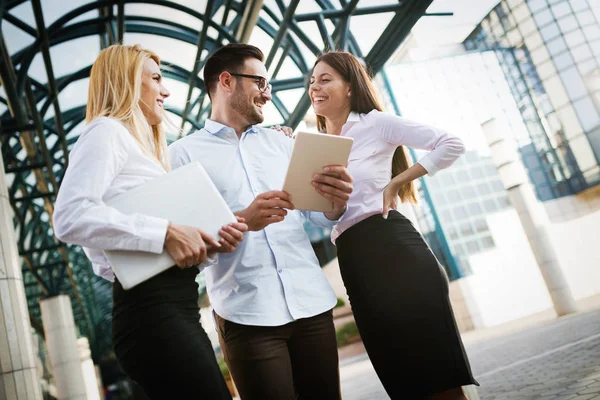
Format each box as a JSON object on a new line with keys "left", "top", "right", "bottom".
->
{"left": 483, "top": 199, "right": 497, "bottom": 212}
{"left": 466, "top": 240, "right": 480, "bottom": 253}
{"left": 477, "top": 183, "right": 491, "bottom": 195}
{"left": 527, "top": 0, "right": 547, "bottom": 13}
{"left": 571, "top": 44, "right": 594, "bottom": 63}
{"left": 569, "top": 135, "right": 598, "bottom": 170}
{"left": 573, "top": 97, "right": 600, "bottom": 131}
{"left": 462, "top": 186, "right": 477, "bottom": 200}
{"left": 570, "top": 0, "right": 589, "bottom": 12}
{"left": 481, "top": 236, "right": 496, "bottom": 249}
{"left": 454, "top": 206, "right": 468, "bottom": 220}
{"left": 584, "top": 25, "right": 600, "bottom": 42}
{"left": 546, "top": 36, "right": 568, "bottom": 56}
{"left": 551, "top": 2, "right": 570, "bottom": 19}
{"left": 448, "top": 190, "right": 462, "bottom": 202}
{"left": 576, "top": 10, "right": 596, "bottom": 26}
{"left": 557, "top": 105, "right": 584, "bottom": 139}
{"left": 540, "top": 22, "right": 561, "bottom": 41}
{"left": 558, "top": 15, "right": 578, "bottom": 33}
{"left": 560, "top": 67, "right": 588, "bottom": 100}
{"left": 564, "top": 30, "right": 586, "bottom": 48}
{"left": 467, "top": 202, "right": 483, "bottom": 215}
{"left": 544, "top": 74, "right": 570, "bottom": 108}
{"left": 460, "top": 222, "right": 474, "bottom": 236}
{"left": 474, "top": 218, "right": 488, "bottom": 233}
{"left": 553, "top": 52, "right": 574, "bottom": 70}
{"left": 533, "top": 9, "right": 553, "bottom": 27}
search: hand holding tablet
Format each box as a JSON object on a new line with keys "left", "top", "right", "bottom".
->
{"left": 282, "top": 132, "right": 354, "bottom": 212}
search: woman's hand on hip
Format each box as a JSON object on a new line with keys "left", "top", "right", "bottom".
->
{"left": 382, "top": 182, "right": 400, "bottom": 219}
{"left": 164, "top": 223, "right": 221, "bottom": 268}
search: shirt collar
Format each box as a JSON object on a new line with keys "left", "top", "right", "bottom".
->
{"left": 346, "top": 112, "right": 361, "bottom": 123}
{"left": 205, "top": 119, "right": 259, "bottom": 136}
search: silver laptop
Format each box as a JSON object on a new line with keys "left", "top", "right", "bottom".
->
{"left": 104, "top": 161, "right": 237, "bottom": 289}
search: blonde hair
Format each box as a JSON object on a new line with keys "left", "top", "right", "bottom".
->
{"left": 86, "top": 44, "right": 169, "bottom": 170}
{"left": 314, "top": 52, "right": 417, "bottom": 203}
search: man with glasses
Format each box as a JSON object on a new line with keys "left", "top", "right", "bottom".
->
{"left": 168, "top": 44, "right": 352, "bottom": 400}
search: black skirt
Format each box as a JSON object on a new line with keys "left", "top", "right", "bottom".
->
{"left": 112, "top": 266, "right": 231, "bottom": 400}
{"left": 336, "top": 210, "right": 479, "bottom": 399}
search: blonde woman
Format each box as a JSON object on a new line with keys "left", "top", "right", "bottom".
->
{"left": 53, "top": 44, "right": 246, "bottom": 399}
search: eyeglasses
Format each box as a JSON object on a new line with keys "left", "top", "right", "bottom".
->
{"left": 229, "top": 73, "right": 272, "bottom": 93}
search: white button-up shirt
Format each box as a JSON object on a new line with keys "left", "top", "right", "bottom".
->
{"left": 168, "top": 120, "right": 338, "bottom": 326}
{"left": 331, "top": 110, "right": 466, "bottom": 243}
{"left": 53, "top": 117, "right": 169, "bottom": 281}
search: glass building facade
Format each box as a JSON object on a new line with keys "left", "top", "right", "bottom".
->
{"left": 386, "top": 51, "right": 520, "bottom": 275}
{"left": 464, "top": 0, "right": 600, "bottom": 200}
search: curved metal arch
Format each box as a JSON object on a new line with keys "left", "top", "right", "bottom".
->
{"left": 1, "top": 0, "right": 437, "bottom": 369}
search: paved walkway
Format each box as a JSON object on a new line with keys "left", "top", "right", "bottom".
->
{"left": 339, "top": 308, "right": 600, "bottom": 399}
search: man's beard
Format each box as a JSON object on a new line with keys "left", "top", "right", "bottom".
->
{"left": 230, "top": 86, "right": 264, "bottom": 125}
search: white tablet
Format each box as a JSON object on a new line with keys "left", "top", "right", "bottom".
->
{"left": 282, "top": 132, "right": 354, "bottom": 212}
{"left": 104, "top": 161, "right": 237, "bottom": 289}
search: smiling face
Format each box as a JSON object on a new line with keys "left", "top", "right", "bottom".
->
{"left": 229, "top": 57, "right": 272, "bottom": 126}
{"left": 309, "top": 61, "right": 351, "bottom": 119}
{"left": 139, "top": 58, "right": 170, "bottom": 126}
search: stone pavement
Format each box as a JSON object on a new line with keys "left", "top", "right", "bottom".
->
{"left": 339, "top": 309, "right": 600, "bottom": 399}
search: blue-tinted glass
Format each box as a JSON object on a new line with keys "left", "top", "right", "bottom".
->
{"left": 551, "top": 2, "right": 570, "bottom": 19}
{"left": 576, "top": 10, "right": 596, "bottom": 26}
{"left": 553, "top": 51, "right": 574, "bottom": 69}
{"left": 573, "top": 97, "right": 600, "bottom": 131}
{"left": 533, "top": 9, "right": 553, "bottom": 28}
{"left": 527, "top": 0, "right": 547, "bottom": 13}
{"left": 558, "top": 15, "right": 578, "bottom": 33}
{"left": 565, "top": 29, "right": 586, "bottom": 48}
{"left": 569, "top": 0, "right": 589, "bottom": 12}
{"left": 584, "top": 25, "right": 600, "bottom": 41}
{"left": 546, "top": 36, "right": 568, "bottom": 56}
{"left": 571, "top": 44, "right": 593, "bottom": 62}
{"left": 560, "top": 67, "right": 588, "bottom": 100}
{"left": 540, "top": 22, "right": 561, "bottom": 41}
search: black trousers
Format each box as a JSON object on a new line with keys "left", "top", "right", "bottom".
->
{"left": 112, "top": 266, "right": 231, "bottom": 400}
{"left": 336, "top": 211, "right": 479, "bottom": 399}
{"left": 215, "top": 310, "right": 340, "bottom": 400}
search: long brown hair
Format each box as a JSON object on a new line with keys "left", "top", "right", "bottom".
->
{"left": 313, "top": 52, "right": 417, "bottom": 203}
{"left": 87, "top": 44, "right": 169, "bottom": 170}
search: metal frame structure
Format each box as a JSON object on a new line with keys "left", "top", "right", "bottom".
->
{"left": 0, "top": 0, "right": 434, "bottom": 364}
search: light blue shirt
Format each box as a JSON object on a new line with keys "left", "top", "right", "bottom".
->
{"left": 168, "top": 120, "right": 338, "bottom": 326}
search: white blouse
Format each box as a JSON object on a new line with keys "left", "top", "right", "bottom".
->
{"left": 330, "top": 110, "right": 465, "bottom": 243}
{"left": 53, "top": 117, "right": 169, "bottom": 281}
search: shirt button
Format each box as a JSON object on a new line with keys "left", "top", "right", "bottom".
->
{"left": 278, "top": 269, "right": 283, "bottom": 273}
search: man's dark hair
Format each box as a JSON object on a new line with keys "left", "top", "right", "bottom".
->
{"left": 203, "top": 43, "right": 265, "bottom": 99}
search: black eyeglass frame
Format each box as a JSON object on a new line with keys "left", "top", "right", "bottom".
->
{"left": 228, "top": 72, "right": 272, "bottom": 93}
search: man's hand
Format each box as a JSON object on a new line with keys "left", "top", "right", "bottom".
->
{"left": 208, "top": 217, "right": 248, "bottom": 255}
{"left": 312, "top": 165, "right": 353, "bottom": 220}
{"left": 235, "top": 190, "right": 295, "bottom": 231}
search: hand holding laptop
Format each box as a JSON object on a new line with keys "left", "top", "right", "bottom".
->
{"left": 164, "top": 217, "right": 247, "bottom": 268}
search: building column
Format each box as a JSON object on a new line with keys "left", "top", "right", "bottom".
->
{"left": 0, "top": 152, "right": 43, "bottom": 399}
{"left": 39, "top": 295, "right": 87, "bottom": 400}
{"left": 482, "top": 118, "right": 577, "bottom": 316}
{"left": 77, "top": 338, "right": 100, "bottom": 400}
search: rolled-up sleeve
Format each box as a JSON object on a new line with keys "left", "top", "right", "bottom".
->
{"left": 377, "top": 112, "right": 465, "bottom": 176}
{"left": 53, "top": 120, "right": 168, "bottom": 252}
